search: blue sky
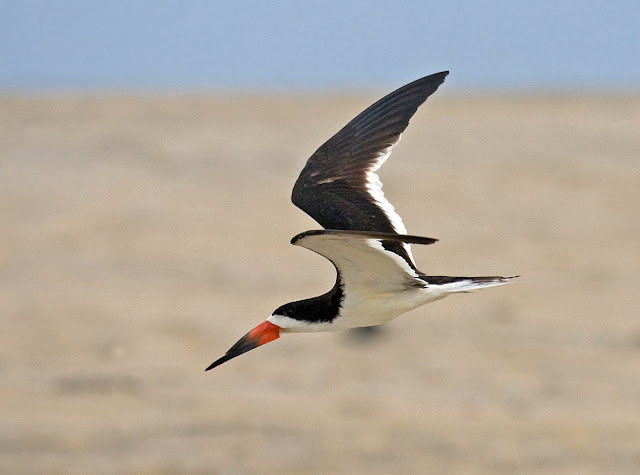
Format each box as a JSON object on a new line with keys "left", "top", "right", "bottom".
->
{"left": 1, "top": 0, "right": 638, "bottom": 91}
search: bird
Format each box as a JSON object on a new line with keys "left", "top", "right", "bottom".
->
{"left": 206, "top": 71, "right": 517, "bottom": 371}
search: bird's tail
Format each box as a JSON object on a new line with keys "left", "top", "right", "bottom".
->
{"left": 423, "top": 275, "right": 519, "bottom": 293}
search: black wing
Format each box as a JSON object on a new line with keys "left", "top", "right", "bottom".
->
{"left": 291, "top": 71, "right": 448, "bottom": 269}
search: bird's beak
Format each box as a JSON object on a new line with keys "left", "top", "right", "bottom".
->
{"left": 205, "top": 321, "right": 280, "bottom": 371}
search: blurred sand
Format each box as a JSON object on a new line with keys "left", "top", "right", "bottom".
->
{"left": 1, "top": 91, "right": 639, "bottom": 474}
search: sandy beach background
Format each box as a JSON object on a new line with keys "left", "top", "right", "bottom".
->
{"left": 2, "top": 91, "right": 639, "bottom": 473}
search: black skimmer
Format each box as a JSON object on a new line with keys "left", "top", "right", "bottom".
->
{"left": 206, "top": 71, "right": 517, "bottom": 371}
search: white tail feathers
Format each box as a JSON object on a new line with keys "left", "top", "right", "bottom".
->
{"left": 437, "top": 276, "right": 519, "bottom": 294}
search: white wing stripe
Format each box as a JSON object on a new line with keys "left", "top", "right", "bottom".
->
{"left": 361, "top": 135, "right": 415, "bottom": 265}
{"left": 364, "top": 169, "right": 407, "bottom": 234}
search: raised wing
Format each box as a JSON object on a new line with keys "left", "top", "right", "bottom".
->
{"left": 291, "top": 230, "right": 437, "bottom": 292}
{"left": 292, "top": 71, "right": 448, "bottom": 269}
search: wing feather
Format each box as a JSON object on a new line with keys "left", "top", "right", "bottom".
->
{"left": 292, "top": 230, "right": 437, "bottom": 292}
{"left": 292, "top": 71, "right": 448, "bottom": 269}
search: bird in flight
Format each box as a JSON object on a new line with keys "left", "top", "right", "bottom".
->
{"left": 206, "top": 71, "right": 517, "bottom": 371}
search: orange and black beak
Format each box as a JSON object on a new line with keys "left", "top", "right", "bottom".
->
{"left": 205, "top": 321, "right": 281, "bottom": 371}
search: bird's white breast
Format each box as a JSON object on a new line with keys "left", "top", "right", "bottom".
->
{"left": 336, "top": 285, "right": 447, "bottom": 329}
{"left": 270, "top": 285, "right": 449, "bottom": 333}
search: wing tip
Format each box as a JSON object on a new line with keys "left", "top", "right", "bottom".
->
{"left": 291, "top": 229, "right": 321, "bottom": 245}
{"left": 291, "top": 229, "right": 438, "bottom": 246}
{"left": 415, "top": 70, "right": 450, "bottom": 87}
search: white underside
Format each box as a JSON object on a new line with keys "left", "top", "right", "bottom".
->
{"left": 275, "top": 230, "right": 517, "bottom": 333}
{"left": 267, "top": 278, "right": 511, "bottom": 333}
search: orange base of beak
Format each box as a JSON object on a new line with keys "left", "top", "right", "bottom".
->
{"left": 247, "top": 321, "right": 281, "bottom": 346}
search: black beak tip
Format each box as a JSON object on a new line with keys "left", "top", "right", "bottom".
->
{"left": 204, "top": 349, "right": 247, "bottom": 372}
{"left": 205, "top": 358, "right": 228, "bottom": 371}
{"left": 204, "top": 354, "right": 230, "bottom": 371}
